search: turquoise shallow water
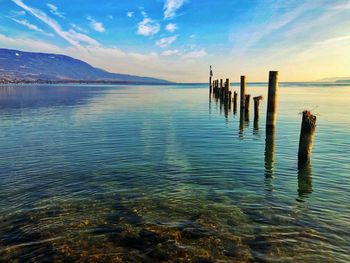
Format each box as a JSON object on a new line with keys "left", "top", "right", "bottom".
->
{"left": 0, "top": 83, "right": 349, "bottom": 262}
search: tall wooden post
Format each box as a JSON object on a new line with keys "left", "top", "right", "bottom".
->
{"left": 240, "top": 76, "right": 246, "bottom": 109}
{"left": 266, "top": 71, "right": 278, "bottom": 128}
{"left": 233, "top": 91, "right": 238, "bottom": 114}
{"left": 209, "top": 77, "right": 212, "bottom": 93}
{"left": 225, "top": 78, "right": 230, "bottom": 100}
{"left": 244, "top": 94, "right": 251, "bottom": 124}
{"left": 244, "top": 94, "right": 250, "bottom": 114}
{"left": 209, "top": 65, "right": 213, "bottom": 93}
{"left": 253, "top": 96, "right": 263, "bottom": 120}
{"left": 253, "top": 96, "right": 263, "bottom": 133}
{"left": 298, "top": 111, "right": 317, "bottom": 165}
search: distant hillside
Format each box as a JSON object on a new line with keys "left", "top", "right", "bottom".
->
{"left": 317, "top": 77, "right": 350, "bottom": 83}
{"left": 0, "top": 48, "right": 171, "bottom": 84}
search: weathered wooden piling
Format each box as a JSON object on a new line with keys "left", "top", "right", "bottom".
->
{"left": 209, "top": 78, "right": 212, "bottom": 93}
{"left": 298, "top": 111, "right": 317, "bottom": 165}
{"left": 244, "top": 94, "right": 250, "bottom": 114}
{"left": 240, "top": 76, "right": 246, "bottom": 109}
{"left": 266, "top": 71, "right": 278, "bottom": 128}
{"left": 253, "top": 96, "right": 263, "bottom": 119}
{"left": 209, "top": 65, "right": 213, "bottom": 93}
{"left": 253, "top": 96, "right": 263, "bottom": 133}
{"left": 233, "top": 91, "right": 238, "bottom": 114}
{"left": 244, "top": 94, "right": 250, "bottom": 124}
{"left": 225, "top": 78, "right": 230, "bottom": 100}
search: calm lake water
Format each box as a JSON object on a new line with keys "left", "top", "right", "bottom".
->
{"left": 0, "top": 83, "right": 349, "bottom": 262}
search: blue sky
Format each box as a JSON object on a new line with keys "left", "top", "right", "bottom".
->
{"left": 1, "top": 0, "right": 350, "bottom": 82}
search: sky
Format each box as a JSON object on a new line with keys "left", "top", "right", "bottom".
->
{"left": 1, "top": 0, "right": 350, "bottom": 82}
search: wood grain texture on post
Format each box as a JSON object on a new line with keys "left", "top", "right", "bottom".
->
{"left": 240, "top": 75, "right": 246, "bottom": 109}
{"left": 244, "top": 94, "right": 250, "bottom": 114}
{"left": 226, "top": 78, "right": 230, "bottom": 98}
{"left": 266, "top": 71, "right": 278, "bottom": 127}
{"left": 209, "top": 76, "right": 212, "bottom": 93}
{"left": 298, "top": 110, "right": 317, "bottom": 163}
{"left": 253, "top": 96, "right": 263, "bottom": 119}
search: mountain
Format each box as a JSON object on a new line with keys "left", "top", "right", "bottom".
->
{"left": 316, "top": 77, "right": 350, "bottom": 83}
{"left": 0, "top": 48, "right": 171, "bottom": 84}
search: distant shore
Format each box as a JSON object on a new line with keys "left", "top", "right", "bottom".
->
{"left": 0, "top": 79, "right": 173, "bottom": 85}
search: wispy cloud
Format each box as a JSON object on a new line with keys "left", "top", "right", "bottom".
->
{"left": 47, "top": 3, "right": 65, "bottom": 18}
{"left": 10, "top": 17, "right": 52, "bottom": 36}
{"left": 12, "top": 0, "right": 99, "bottom": 48}
{"left": 156, "top": 36, "right": 177, "bottom": 48}
{"left": 182, "top": 48, "right": 207, "bottom": 59}
{"left": 165, "top": 23, "right": 177, "bottom": 33}
{"left": 11, "top": 10, "right": 26, "bottom": 17}
{"left": 87, "top": 16, "right": 105, "bottom": 32}
{"left": 127, "top": 11, "right": 134, "bottom": 18}
{"left": 137, "top": 18, "right": 160, "bottom": 37}
{"left": 70, "top": 23, "right": 87, "bottom": 33}
{"left": 161, "top": 49, "right": 179, "bottom": 56}
{"left": 164, "top": 0, "right": 185, "bottom": 19}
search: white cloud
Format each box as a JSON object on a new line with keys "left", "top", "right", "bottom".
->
{"left": 161, "top": 49, "right": 179, "bottom": 56}
{"left": 165, "top": 23, "right": 177, "bottom": 32}
{"left": 10, "top": 17, "right": 52, "bottom": 36}
{"left": 127, "top": 11, "right": 134, "bottom": 18}
{"left": 70, "top": 23, "right": 87, "bottom": 33}
{"left": 164, "top": 0, "right": 185, "bottom": 19}
{"left": 11, "top": 10, "right": 26, "bottom": 17}
{"left": 87, "top": 16, "right": 105, "bottom": 32}
{"left": 141, "top": 10, "right": 147, "bottom": 18}
{"left": 12, "top": 0, "right": 100, "bottom": 48}
{"left": 156, "top": 36, "right": 177, "bottom": 48}
{"left": 137, "top": 18, "right": 160, "bottom": 37}
{"left": 47, "top": 3, "right": 65, "bottom": 18}
{"left": 67, "top": 29, "right": 99, "bottom": 46}
{"left": 182, "top": 48, "right": 207, "bottom": 59}
{"left": 0, "top": 33, "right": 62, "bottom": 53}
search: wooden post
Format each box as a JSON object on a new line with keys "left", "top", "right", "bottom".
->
{"left": 253, "top": 96, "right": 263, "bottom": 133}
{"left": 253, "top": 96, "right": 263, "bottom": 119}
{"left": 266, "top": 71, "right": 278, "bottom": 128}
{"left": 209, "top": 76, "right": 212, "bottom": 93}
{"left": 244, "top": 94, "right": 250, "bottom": 114}
{"left": 298, "top": 111, "right": 317, "bottom": 165}
{"left": 240, "top": 76, "right": 246, "bottom": 109}
{"left": 244, "top": 94, "right": 250, "bottom": 124}
{"left": 233, "top": 91, "right": 238, "bottom": 114}
{"left": 225, "top": 78, "right": 230, "bottom": 100}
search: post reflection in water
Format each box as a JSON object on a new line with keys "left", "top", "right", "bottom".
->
{"left": 233, "top": 99, "right": 237, "bottom": 115}
{"left": 239, "top": 108, "right": 245, "bottom": 139}
{"left": 209, "top": 94, "right": 212, "bottom": 118}
{"left": 223, "top": 100, "right": 229, "bottom": 120}
{"left": 297, "top": 160, "right": 313, "bottom": 201}
{"left": 253, "top": 114, "right": 259, "bottom": 135}
{"left": 264, "top": 126, "right": 275, "bottom": 191}
{"left": 245, "top": 107, "right": 250, "bottom": 127}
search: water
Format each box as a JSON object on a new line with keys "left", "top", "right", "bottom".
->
{"left": 0, "top": 83, "right": 349, "bottom": 262}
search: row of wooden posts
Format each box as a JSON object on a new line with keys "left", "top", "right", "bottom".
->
{"left": 209, "top": 71, "right": 317, "bottom": 167}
